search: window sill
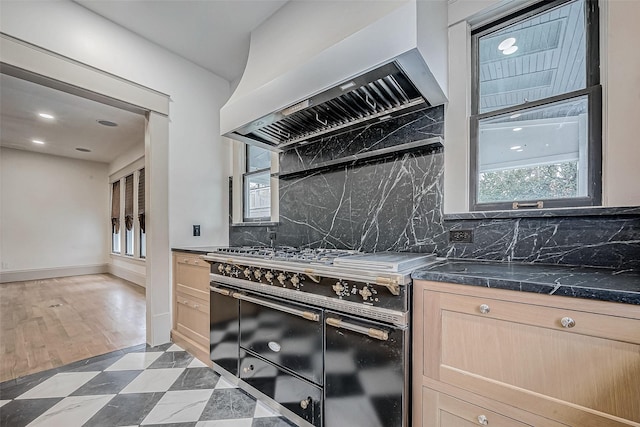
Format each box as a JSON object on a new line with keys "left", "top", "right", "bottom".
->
{"left": 110, "top": 253, "right": 146, "bottom": 264}
{"left": 443, "top": 206, "right": 640, "bottom": 221}
{"left": 231, "top": 222, "right": 279, "bottom": 227}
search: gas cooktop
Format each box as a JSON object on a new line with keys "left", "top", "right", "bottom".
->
{"left": 210, "top": 246, "right": 437, "bottom": 272}
{"left": 213, "top": 246, "right": 360, "bottom": 265}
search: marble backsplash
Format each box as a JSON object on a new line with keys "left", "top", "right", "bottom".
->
{"left": 445, "top": 213, "right": 640, "bottom": 270}
{"left": 229, "top": 103, "right": 640, "bottom": 269}
{"left": 280, "top": 105, "right": 445, "bottom": 176}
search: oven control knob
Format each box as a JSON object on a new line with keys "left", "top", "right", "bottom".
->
{"left": 277, "top": 273, "right": 286, "bottom": 286}
{"left": 254, "top": 269, "right": 263, "bottom": 280}
{"left": 243, "top": 268, "right": 252, "bottom": 279}
{"left": 224, "top": 265, "right": 232, "bottom": 274}
{"left": 265, "top": 271, "right": 274, "bottom": 283}
{"left": 359, "top": 286, "right": 373, "bottom": 300}
{"left": 218, "top": 264, "right": 224, "bottom": 273}
{"left": 291, "top": 274, "right": 300, "bottom": 288}
{"left": 332, "top": 281, "right": 347, "bottom": 297}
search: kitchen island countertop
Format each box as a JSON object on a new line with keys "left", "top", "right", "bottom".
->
{"left": 412, "top": 260, "right": 640, "bottom": 305}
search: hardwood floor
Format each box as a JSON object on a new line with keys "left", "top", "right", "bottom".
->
{"left": 0, "top": 274, "right": 146, "bottom": 383}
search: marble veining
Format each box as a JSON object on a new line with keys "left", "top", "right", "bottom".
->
{"left": 228, "top": 102, "right": 640, "bottom": 273}
{"left": 277, "top": 149, "right": 446, "bottom": 253}
{"left": 280, "top": 105, "right": 444, "bottom": 176}
{"left": 446, "top": 216, "right": 640, "bottom": 269}
{"left": 412, "top": 260, "right": 640, "bottom": 305}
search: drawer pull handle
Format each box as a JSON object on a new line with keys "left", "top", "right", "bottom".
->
{"left": 193, "top": 304, "right": 199, "bottom": 309}
{"left": 300, "top": 398, "right": 311, "bottom": 410}
{"left": 242, "top": 364, "right": 254, "bottom": 373}
{"left": 326, "top": 318, "right": 389, "bottom": 341}
{"left": 477, "top": 414, "right": 488, "bottom": 425}
{"left": 561, "top": 317, "right": 576, "bottom": 328}
{"left": 184, "top": 258, "right": 188, "bottom": 262}
{"left": 210, "top": 286, "right": 231, "bottom": 296}
{"left": 233, "top": 292, "right": 320, "bottom": 322}
{"left": 479, "top": 304, "right": 490, "bottom": 314}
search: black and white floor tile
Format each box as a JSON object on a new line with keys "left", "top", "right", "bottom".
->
{"left": 0, "top": 343, "right": 295, "bottom": 427}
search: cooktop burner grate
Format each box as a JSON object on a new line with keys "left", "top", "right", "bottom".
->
{"left": 214, "top": 246, "right": 360, "bottom": 264}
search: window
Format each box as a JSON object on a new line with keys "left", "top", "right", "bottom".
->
{"left": 110, "top": 166, "right": 145, "bottom": 259}
{"left": 470, "top": 0, "right": 601, "bottom": 210}
{"left": 111, "top": 181, "right": 121, "bottom": 253}
{"left": 124, "top": 174, "right": 134, "bottom": 256}
{"left": 243, "top": 145, "right": 271, "bottom": 221}
{"left": 138, "top": 168, "right": 146, "bottom": 258}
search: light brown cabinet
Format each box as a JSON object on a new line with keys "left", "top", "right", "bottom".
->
{"left": 172, "top": 251, "right": 212, "bottom": 366}
{"left": 413, "top": 280, "right": 640, "bottom": 427}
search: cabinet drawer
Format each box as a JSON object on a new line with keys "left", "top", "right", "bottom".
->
{"left": 174, "top": 256, "right": 210, "bottom": 294}
{"left": 422, "top": 387, "right": 532, "bottom": 427}
{"left": 176, "top": 253, "right": 208, "bottom": 268}
{"left": 419, "top": 286, "right": 640, "bottom": 427}
{"left": 175, "top": 293, "right": 209, "bottom": 347}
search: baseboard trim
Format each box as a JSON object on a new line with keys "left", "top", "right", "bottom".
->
{"left": 0, "top": 264, "right": 108, "bottom": 283}
{"left": 107, "top": 264, "right": 146, "bottom": 288}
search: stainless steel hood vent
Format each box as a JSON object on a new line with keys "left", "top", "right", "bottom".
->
{"left": 221, "top": 0, "right": 448, "bottom": 152}
{"left": 235, "top": 63, "right": 427, "bottom": 150}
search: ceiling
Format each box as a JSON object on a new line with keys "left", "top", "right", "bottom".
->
{"left": 0, "top": 1, "right": 288, "bottom": 164}
{"left": 74, "top": 0, "right": 288, "bottom": 82}
{"left": 0, "top": 73, "right": 146, "bottom": 163}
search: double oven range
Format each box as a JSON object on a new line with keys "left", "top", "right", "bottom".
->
{"left": 202, "top": 247, "right": 436, "bottom": 427}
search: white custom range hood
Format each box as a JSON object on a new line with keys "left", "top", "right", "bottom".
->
{"left": 221, "top": 0, "right": 448, "bottom": 151}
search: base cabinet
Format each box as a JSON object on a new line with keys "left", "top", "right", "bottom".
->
{"left": 413, "top": 280, "right": 640, "bottom": 427}
{"left": 171, "top": 251, "right": 211, "bottom": 366}
{"left": 423, "top": 388, "right": 533, "bottom": 427}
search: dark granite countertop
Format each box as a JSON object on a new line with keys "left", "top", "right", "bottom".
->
{"left": 412, "top": 260, "right": 640, "bottom": 305}
{"left": 172, "top": 246, "right": 219, "bottom": 255}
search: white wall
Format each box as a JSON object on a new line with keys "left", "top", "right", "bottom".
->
{"left": 444, "top": 0, "right": 640, "bottom": 212}
{"left": 0, "top": 148, "right": 109, "bottom": 281}
{"left": 0, "top": 0, "right": 232, "bottom": 248}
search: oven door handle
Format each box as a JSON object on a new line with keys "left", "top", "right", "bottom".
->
{"left": 326, "top": 317, "right": 389, "bottom": 341}
{"left": 210, "top": 286, "right": 232, "bottom": 296}
{"left": 232, "top": 292, "right": 320, "bottom": 322}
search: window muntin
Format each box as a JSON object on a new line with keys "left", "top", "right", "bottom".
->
{"left": 471, "top": 0, "right": 600, "bottom": 210}
{"left": 243, "top": 145, "right": 271, "bottom": 221}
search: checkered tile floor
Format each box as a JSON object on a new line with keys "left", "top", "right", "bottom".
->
{"left": 0, "top": 343, "right": 295, "bottom": 427}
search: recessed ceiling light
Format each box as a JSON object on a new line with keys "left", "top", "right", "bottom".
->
{"left": 498, "top": 37, "right": 516, "bottom": 51}
{"left": 97, "top": 120, "right": 118, "bottom": 127}
{"left": 510, "top": 113, "right": 521, "bottom": 119}
{"left": 32, "top": 139, "right": 46, "bottom": 145}
{"left": 512, "top": 127, "right": 523, "bottom": 132}
{"left": 510, "top": 145, "right": 522, "bottom": 150}
{"left": 75, "top": 147, "right": 91, "bottom": 152}
{"left": 516, "top": 149, "right": 524, "bottom": 152}
{"left": 38, "top": 113, "right": 55, "bottom": 120}
{"left": 502, "top": 45, "right": 518, "bottom": 55}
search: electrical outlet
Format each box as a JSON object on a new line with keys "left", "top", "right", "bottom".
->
{"left": 193, "top": 225, "right": 201, "bottom": 237}
{"left": 449, "top": 229, "right": 473, "bottom": 243}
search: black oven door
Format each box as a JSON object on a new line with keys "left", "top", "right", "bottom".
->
{"left": 324, "top": 311, "right": 409, "bottom": 427}
{"left": 238, "top": 291, "right": 323, "bottom": 386}
{"left": 210, "top": 285, "right": 239, "bottom": 376}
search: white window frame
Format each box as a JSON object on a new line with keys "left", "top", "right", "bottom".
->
{"left": 468, "top": 0, "right": 601, "bottom": 211}
{"left": 110, "top": 158, "right": 146, "bottom": 261}
{"left": 230, "top": 139, "right": 279, "bottom": 224}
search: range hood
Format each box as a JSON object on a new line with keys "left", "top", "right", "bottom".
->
{"left": 221, "top": 0, "right": 448, "bottom": 152}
